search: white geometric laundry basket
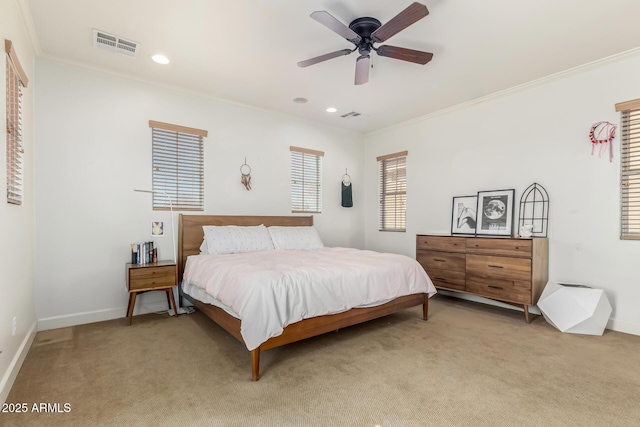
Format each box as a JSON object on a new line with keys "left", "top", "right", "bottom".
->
{"left": 537, "top": 281, "right": 612, "bottom": 336}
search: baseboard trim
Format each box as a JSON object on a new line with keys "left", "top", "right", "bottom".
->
{"left": 0, "top": 320, "right": 37, "bottom": 404}
{"left": 606, "top": 317, "right": 640, "bottom": 336}
{"left": 438, "top": 291, "right": 640, "bottom": 336}
{"left": 38, "top": 299, "right": 175, "bottom": 331}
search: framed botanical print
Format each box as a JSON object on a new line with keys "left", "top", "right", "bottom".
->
{"left": 476, "top": 189, "right": 515, "bottom": 236}
{"left": 451, "top": 195, "right": 477, "bottom": 235}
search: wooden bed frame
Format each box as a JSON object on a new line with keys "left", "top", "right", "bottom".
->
{"left": 177, "top": 214, "right": 429, "bottom": 381}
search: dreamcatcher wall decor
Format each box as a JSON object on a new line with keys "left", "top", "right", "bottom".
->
{"left": 589, "top": 121, "right": 617, "bottom": 162}
{"left": 240, "top": 158, "right": 252, "bottom": 191}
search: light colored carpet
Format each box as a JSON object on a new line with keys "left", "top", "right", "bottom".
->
{"left": 2, "top": 295, "right": 640, "bottom": 426}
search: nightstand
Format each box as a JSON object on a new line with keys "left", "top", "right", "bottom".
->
{"left": 126, "top": 260, "right": 178, "bottom": 325}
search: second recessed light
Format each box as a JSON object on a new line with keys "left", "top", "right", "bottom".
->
{"left": 326, "top": 107, "right": 337, "bottom": 113}
{"left": 152, "top": 54, "right": 170, "bottom": 64}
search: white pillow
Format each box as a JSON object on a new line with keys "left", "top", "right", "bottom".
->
{"left": 202, "top": 225, "right": 275, "bottom": 255}
{"left": 267, "top": 226, "right": 324, "bottom": 250}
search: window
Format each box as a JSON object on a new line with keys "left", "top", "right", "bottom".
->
{"left": 378, "top": 151, "right": 408, "bottom": 232}
{"left": 5, "top": 40, "right": 28, "bottom": 205}
{"left": 290, "top": 146, "right": 324, "bottom": 213}
{"left": 149, "top": 120, "right": 207, "bottom": 211}
{"left": 616, "top": 98, "right": 640, "bottom": 239}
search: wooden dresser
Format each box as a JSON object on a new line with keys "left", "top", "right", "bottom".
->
{"left": 416, "top": 235, "right": 548, "bottom": 323}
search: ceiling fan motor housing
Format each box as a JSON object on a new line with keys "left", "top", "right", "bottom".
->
{"left": 349, "top": 17, "right": 381, "bottom": 54}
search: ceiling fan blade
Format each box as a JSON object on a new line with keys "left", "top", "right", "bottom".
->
{"left": 311, "top": 11, "right": 362, "bottom": 44}
{"left": 371, "top": 2, "right": 429, "bottom": 43}
{"left": 355, "top": 55, "right": 370, "bottom": 85}
{"left": 376, "top": 45, "right": 433, "bottom": 65}
{"left": 297, "top": 49, "right": 353, "bottom": 67}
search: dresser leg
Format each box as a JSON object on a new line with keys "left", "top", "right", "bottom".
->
{"left": 524, "top": 305, "right": 530, "bottom": 324}
{"left": 422, "top": 295, "right": 429, "bottom": 321}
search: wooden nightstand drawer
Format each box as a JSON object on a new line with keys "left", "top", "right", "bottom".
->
{"left": 127, "top": 263, "right": 177, "bottom": 291}
{"left": 417, "top": 251, "right": 466, "bottom": 271}
{"left": 466, "top": 238, "right": 532, "bottom": 257}
{"left": 416, "top": 235, "right": 466, "bottom": 253}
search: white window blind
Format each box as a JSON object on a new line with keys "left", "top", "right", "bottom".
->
{"left": 5, "top": 40, "right": 28, "bottom": 206}
{"left": 149, "top": 120, "right": 207, "bottom": 211}
{"left": 616, "top": 98, "right": 640, "bottom": 239}
{"left": 290, "top": 146, "right": 324, "bottom": 213}
{"left": 378, "top": 151, "right": 408, "bottom": 232}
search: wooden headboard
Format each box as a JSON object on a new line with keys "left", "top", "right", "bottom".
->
{"left": 177, "top": 214, "right": 313, "bottom": 282}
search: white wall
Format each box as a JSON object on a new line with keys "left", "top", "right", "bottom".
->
{"left": 364, "top": 51, "right": 640, "bottom": 335}
{"left": 0, "top": 0, "right": 37, "bottom": 403}
{"left": 34, "top": 59, "right": 364, "bottom": 329}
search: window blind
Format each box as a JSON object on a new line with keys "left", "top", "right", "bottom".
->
{"left": 5, "top": 40, "right": 28, "bottom": 206}
{"left": 378, "top": 151, "right": 408, "bottom": 232}
{"left": 290, "top": 146, "right": 324, "bottom": 213}
{"left": 149, "top": 120, "right": 207, "bottom": 211}
{"left": 616, "top": 98, "right": 640, "bottom": 239}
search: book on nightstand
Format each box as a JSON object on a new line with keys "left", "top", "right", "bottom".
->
{"left": 130, "top": 241, "right": 155, "bottom": 265}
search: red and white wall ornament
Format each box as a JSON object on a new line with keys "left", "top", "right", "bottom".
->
{"left": 589, "top": 121, "right": 617, "bottom": 162}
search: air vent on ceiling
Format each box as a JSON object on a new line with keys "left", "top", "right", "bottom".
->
{"left": 93, "top": 29, "right": 139, "bottom": 57}
{"left": 340, "top": 111, "right": 362, "bottom": 119}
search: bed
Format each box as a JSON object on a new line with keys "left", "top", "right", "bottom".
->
{"left": 178, "top": 214, "right": 436, "bottom": 380}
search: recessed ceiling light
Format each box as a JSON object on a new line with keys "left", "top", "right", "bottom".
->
{"left": 151, "top": 54, "right": 170, "bottom": 64}
{"left": 326, "top": 107, "right": 337, "bottom": 113}
{"left": 293, "top": 97, "right": 308, "bottom": 104}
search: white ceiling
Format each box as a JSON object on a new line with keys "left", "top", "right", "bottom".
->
{"left": 24, "top": 0, "right": 640, "bottom": 134}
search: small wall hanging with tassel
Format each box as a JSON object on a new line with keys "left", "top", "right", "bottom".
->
{"left": 341, "top": 169, "right": 353, "bottom": 208}
{"left": 240, "top": 158, "right": 252, "bottom": 191}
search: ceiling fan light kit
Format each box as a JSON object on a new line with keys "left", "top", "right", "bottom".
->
{"left": 298, "top": 2, "right": 433, "bottom": 85}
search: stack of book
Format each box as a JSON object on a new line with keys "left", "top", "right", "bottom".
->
{"left": 131, "top": 241, "right": 157, "bottom": 265}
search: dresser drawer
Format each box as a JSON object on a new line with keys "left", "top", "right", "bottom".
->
{"left": 466, "top": 238, "right": 532, "bottom": 257}
{"left": 417, "top": 251, "right": 466, "bottom": 271}
{"left": 427, "top": 268, "right": 466, "bottom": 291}
{"left": 466, "top": 276, "right": 532, "bottom": 304}
{"left": 129, "top": 266, "right": 176, "bottom": 291}
{"left": 416, "top": 235, "right": 466, "bottom": 253}
{"left": 466, "top": 254, "right": 531, "bottom": 282}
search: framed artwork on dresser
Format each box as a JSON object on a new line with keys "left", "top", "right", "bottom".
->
{"left": 451, "top": 195, "right": 477, "bottom": 235}
{"left": 476, "top": 189, "right": 515, "bottom": 236}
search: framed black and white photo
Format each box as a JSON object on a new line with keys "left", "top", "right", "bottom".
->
{"left": 476, "top": 189, "right": 515, "bottom": 236}
{"left": 451, "top": 195, "right": 477, "bottom": 235}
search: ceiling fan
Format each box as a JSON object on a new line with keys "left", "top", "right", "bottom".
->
{"left": 297, "top": 2, "right": 433, "bottom": 85}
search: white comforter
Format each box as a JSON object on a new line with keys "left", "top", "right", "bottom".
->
{"left": 182, "top": 247, "right": 437, "bottom": 350}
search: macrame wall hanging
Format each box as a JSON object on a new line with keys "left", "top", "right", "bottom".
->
{"left": 341, "top": 169, "right": 353, "bottom": 208}
{"left": 240, "top": 158, "right": 252, "bottom": 191}
{"left": 589, "top": 121, "right": 617, "bottom": 162}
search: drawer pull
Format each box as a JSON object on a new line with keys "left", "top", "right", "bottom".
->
{"left": 434, "top": 277, "right": 447, "bottom": 281}
{"left": 488, "top": 285, "right": 503, "bottom": 290}
{"left": 515, "top": 246, "right": 519, "bottom": 249}
{"left": 488, "top": 265, "right": 504, "bottom": 269}
{"left": 434, "top": 258, "right": 446, "bottom": 262}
